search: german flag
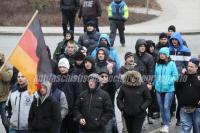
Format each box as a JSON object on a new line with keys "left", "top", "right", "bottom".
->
{"left": 9, "top": 11, "right": 52, "bottom": 94}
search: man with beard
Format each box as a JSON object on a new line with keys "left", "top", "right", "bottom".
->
{"left": 155, "top": 33, "right": 169, "bottom": 54}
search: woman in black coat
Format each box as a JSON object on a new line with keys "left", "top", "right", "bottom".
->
{"left": 117, "top": 70, "right": 151, "bottom": 133}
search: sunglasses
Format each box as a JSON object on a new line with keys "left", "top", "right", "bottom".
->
{"left": 100, "top": 75, "right": 108, "bottom": 78}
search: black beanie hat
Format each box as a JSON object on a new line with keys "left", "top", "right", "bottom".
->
{"left": 74, "top": 50, "right": 85, "bottom": 60}
{"left": 159, "top": 32, "right": 168, "bottom": 39}
{"left": 168, "top": 25, "right": 176, "bottom": 32}
{"left": 189, "top": 58, "right": 199, "bottom": 66}
{"left": 125, "top": 52, "right": 134, "bottom": 60}
{"left": 86, "top": 21, "right": 95, "bottom": 27}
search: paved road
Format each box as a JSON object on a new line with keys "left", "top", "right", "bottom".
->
{"left": 1, "top": 34, "right": 199, "bottom": 133}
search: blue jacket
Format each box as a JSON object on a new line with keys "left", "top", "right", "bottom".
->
{"left": 154, "top": 60, "right": 179, "bottom": 92}
{"left": 91, "top": 34, "right": 121, "bottom": 68}
{"left": 169, "top": 32, "right": 191, "bottom": 74}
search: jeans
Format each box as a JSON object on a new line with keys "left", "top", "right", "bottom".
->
{"left": 0, "top": 101, "right": 9, "bottom": 133}
{"left": 104, "top": 117, "right": 119, "bottom": 133}
{"left": 156, "top": 92, "right": 174, "bottom": 126}
{"left": 9, "top": 128, "right": 28, "bottom": 133}
{"left": 180, "top": 108, "right": 200, "bottom": 133}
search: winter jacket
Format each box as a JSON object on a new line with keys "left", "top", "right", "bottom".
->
{"left": 100, "top": 81, "right": 116, "bottom": 106}
{"left": 176, "top": 73, "right": 200, "bottom": 108}
{"left": 28, "top": 81, "right": 61, "bottom": 133}
{"left": 7, "top": 85, "right": 35, "bottom": 130}
{"left": 74, "top": 87, "right": 113, "bottom": 132}
{"left": 0, "top": 56, "right": 13, "bottom": 102}
{"left": 28, "top": 96, "right": 61, "bottom": 133}
{"left": 50, "top": 87, "right": 68, "bottom": 119}
{"left": 52, "top": 74, "right": 78, "bottom": 114}
{"left": 108, "top": 0, "right": 129, "bottom": 21}
{"left": 169, "top": 32, "right": 191, "bottom": 74}
{"left": 134, "top": 39, "right": 154, "bottom": 76}
{"left": 78, "top": 31, "right": 100, "bottom": 55}
{"left": 91, "top": 34, "right": 121, "bottom": 68}
{"left": 154, "top": 60, "right": 179, "bottom": 93}
{"left": 60, "top": 0, "right": 80, "bottom": 11}
{"left": 117, "top": 71, "right": 151, "bottom": 116}
{"left": 78, "top": 0, "right": 102, "bottom": 19}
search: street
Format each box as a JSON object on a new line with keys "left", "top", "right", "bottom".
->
{"left": 1, "top": 34, "right": 199, "bottom": 133}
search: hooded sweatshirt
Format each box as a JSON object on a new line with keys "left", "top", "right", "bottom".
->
{"left": 91, "top": 34, "right": 121, "bottom": 68}
{"left": 169, "top": 32, "right": 191, "bottom": 74}
{"left": 28, "top": 81, "right": 62, "bottom": 133}
{"left": 95, "top": 47, "right": 118, "bottom": 75}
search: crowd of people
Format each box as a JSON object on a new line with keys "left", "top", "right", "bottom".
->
{"left": 0, "top": 0, "right": 200, "bottom": 133}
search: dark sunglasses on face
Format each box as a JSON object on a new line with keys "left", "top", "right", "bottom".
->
{"left": 101, "top": 75, "right": 108, "bottom": 78}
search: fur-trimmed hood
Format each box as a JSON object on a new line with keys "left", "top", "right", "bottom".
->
{"left": 123, "top": 70, "right": 143, "bottom": 86}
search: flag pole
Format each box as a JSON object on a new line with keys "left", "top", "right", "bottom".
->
{"left": 0, "top": 10, "right": 39, "bottom": 72}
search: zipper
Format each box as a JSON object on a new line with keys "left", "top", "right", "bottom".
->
{"left": 18, "top": 92, "right": 22, "bottom": 130}
{"left": 88, "top": 93, "right": 93, "bottom": 113}
{"left": 160, "top": 65, "right": 163, "bottom": 92}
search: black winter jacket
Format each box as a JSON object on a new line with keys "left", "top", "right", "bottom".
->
{"left": 134, "top": 39, "right": 154, "bottom": 76}
{"left": 74, "top": 87, "right": 113, "bottom": 132}
{"left": 78, "top": 31, "right": 100, "bottom": 55}
{"left": 176, "top": 73, "right": 200, "bottom": 108}
{"left": 28, "top": 97, "right": 62, "bottom": 133}
{"left": 60, "top": 0, "right": 80, "bottom": 11}
{"left": 117, "top": 83, "right": 151, "bottom": 117}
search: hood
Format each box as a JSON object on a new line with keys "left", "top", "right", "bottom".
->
{"left": 88, "top": 73, "right": 100, "bottom": 92}
{"left": 145, "top": 40, "right": 155, "bottom": 53}
{"left": 96, "top": 47, "right": 109, "bottom": 62}
{"left": 97, "top": 34, "right": 111, "bottom": 49}
{"left": 169, "top": 32, "right": 183, "bottom": 48}
{"left": 123, "top": 70, "right": 143, "bottom": 86}
{"left": 83, "top": 56, "right": 96, "bottom": 72}
{"left": 135, "top": 39, "right": 147, "bottom": 53}
{"left": 37, "top": 81, "right": 52, "bottom": 104}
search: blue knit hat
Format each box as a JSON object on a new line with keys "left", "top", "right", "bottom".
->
{"left": 159, "top": 47, "right": 170, "bottom": 57}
